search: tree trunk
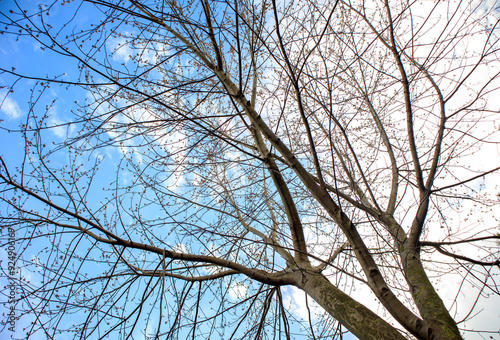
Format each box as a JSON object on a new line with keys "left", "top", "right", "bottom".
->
{"left": 402, "top": 249, "right": 463, "bottom": 339}
{"left": 296, "top": 271, "right": 406, "bottom": 340}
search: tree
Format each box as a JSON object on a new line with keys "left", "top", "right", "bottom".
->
{"left": 1, "top": 0, "right": 499, "bottom": 338}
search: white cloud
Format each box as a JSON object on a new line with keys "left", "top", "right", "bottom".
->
{"left": 228, "top": 281, "right": 247, "bottom": 300}
{"left": 47, "top": 108, "right": 69, "bottom": 138}
{"left": 0, "top": 92, "right": 23, "bottom": 119}
{"left": 282, "top": 285, "right": 325, "bottom": 325}
{"left": 108, "top": 37, "right": 133, "bottom": 63}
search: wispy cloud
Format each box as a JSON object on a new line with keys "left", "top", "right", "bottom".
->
{"left": 108, "top": 37, "right": 133, "bottom": 63}
{"left": 0, "top": 92, "right": 23, "bottom": 119}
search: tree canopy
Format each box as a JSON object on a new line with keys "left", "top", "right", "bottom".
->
{"left": 1, "top": 0, "right": 499, "bottom": 339}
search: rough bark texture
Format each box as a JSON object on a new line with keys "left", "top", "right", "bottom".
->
{"left": 297, "top": 271, "right": 407, "bottom": 340}
{"left": 402, "top": 248, "right": 462, "bottom": 339}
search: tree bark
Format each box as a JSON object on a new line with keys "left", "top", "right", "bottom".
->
{"left": 296, "top": 271, "right": 407, "bottom": 340}
{"left": 401, "top": 248, "right": 463, "bottom": 339}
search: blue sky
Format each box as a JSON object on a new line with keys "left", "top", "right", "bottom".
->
{"left": 0, "top": 2, "right": 342, "bottom": 337}
{"left": 1, "top": 0, "right": 499, "bottom": 339}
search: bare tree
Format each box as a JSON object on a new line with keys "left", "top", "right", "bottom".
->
{"left": 1, "top": 0, "right": 499, "bottom": 339}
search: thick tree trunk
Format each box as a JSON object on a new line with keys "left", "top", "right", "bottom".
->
{"left": 402, "top": 249, "right": 463, "bottom": 339}
{"left": 296, "top": 272, "right": 406, "bottom": 340}
{"left": 297, "top": 270, "right": 463, "bottom": 340}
